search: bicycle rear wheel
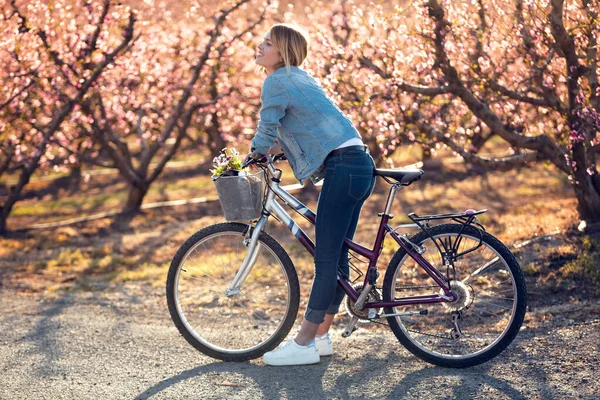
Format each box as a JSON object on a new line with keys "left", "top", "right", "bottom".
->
{"left": 382, "top": 224, "right": 526, "bottom": 368}
{"left": 166, "top": 222, "right": 300, "bottom": 361}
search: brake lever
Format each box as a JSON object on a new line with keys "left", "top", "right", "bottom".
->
{"left": 273, "top": 153, "right": 287, "bottom": 163}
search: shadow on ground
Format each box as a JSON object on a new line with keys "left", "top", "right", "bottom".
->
{"left": 135, "top": 349, "right": 541, "bottom": 399}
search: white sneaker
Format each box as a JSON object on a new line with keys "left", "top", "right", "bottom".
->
{"left": 263, "top": 339, "right": 320, "bottom": 366}
{"left": 315, "top": 333, "right": 333, "bottom": 356}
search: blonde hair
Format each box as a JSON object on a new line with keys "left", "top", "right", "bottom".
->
{"left": 269, "top": 24, "right": 308, "bottom": 71}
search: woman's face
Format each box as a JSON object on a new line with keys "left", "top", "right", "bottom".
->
{"left": 255, "top": 31, "right": 281, "bottom": 74}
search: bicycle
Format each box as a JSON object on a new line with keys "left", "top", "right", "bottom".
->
{"left": 166, "top": 153, "right": 527, "bottom": 368}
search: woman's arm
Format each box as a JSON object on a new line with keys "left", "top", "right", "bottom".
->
{"left": 250, "top": 76, "right": 289, "bottom": 155}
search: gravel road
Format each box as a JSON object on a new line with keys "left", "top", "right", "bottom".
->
{"left": 1, "top": 288, "right": 598, "bottom": 400}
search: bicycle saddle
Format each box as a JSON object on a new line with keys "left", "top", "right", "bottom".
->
{"left": 374, "top": 168, "right": 424, "bottom": 184}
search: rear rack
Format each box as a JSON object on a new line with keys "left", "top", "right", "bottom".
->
{"left": 408, "top": 209, "right": 487, "bottom": 227}
{"left": 406, "top": 210, "right": 489, "bottom": 279}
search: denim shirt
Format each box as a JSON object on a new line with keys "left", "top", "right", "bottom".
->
{"left": 250, "top": 66, "right": 361, "bottom": 184}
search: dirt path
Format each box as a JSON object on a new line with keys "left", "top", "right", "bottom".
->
{"left": 1, "top": 288, "right": 598, "bottom": 400}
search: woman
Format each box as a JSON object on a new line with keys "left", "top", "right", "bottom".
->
{"left": 245, "top": 23, "right": 376, "bottom": 366}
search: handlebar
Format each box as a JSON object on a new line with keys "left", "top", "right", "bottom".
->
{"left": 242, "top": 153, "right": 287, "bottom": 169}
{"left": 241, "top": 155, "right": 267, "bottom": 169}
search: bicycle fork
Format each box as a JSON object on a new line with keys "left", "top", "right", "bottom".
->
{"left": 225, "top": 216, "right": 268, "bottom": 296}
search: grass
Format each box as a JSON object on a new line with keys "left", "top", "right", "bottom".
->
{"left": 6, "top": 147, "right": 215, "bottom": 223}
{"left": 147, "top": 175, "right": 215, "bottom": 200}
{"left": 115, "top": 262, "right": 168, "bottom": 287}
{"left": 12, "top": 192, "right": 128, "bottom": 218}
{"left": 559, "top": 237, "right": 600, "bottom": 295}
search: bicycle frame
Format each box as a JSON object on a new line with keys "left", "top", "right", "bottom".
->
{"left": 226, "top": 159, "right": 458, "bottom": 308}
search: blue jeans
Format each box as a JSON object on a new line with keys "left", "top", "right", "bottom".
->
{"left": 304, "top": 148, "right": 376, "bottom": 324}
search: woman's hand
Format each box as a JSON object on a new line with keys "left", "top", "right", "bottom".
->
{"left": 243, "top": 151, "right": 266, "bottom": 168}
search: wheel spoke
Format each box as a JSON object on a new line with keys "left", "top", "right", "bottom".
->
{"left": 384, "top": 225, "right": 526, "bottom": 366}
{"left": 475, "top": 299, "right": 513, "bottom": 310}
{"left": 166, "top": 225, "right": 298, "bottom": 359}
{"left": 180, "top": 273, "right": 228, "bottom": 292}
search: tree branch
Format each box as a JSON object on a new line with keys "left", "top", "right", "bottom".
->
{"left": 135, "top": 108, "right": 149, "bottom": 162}
{"left": 0, "top": 74, "right": 37, "bottom": 111}
{"left": 487, "top": 79, "right": 563, "bottom": 110}
{"left": 359, "top": 57, "right": 452, "bottom": 96}
{"left": 582, "top": 0, "right": 599, "bottom": 113}
{"left": 410, "top": 109, "right": 544, "bottom": 171}
{"left": 96, "top": 95, "right": 132, "bottom": 162}
{"left": 1, "top": 5, "right": 136, "bottom": 231}
{"left": 51, "top": 133, "right": 114, "bottom": 169}
{"left": 424, "top": 0, "right": 568, "bottom": 171}
{"left": 215, "top": 1, "right": 269, "bottom": 55}
{"left": 9, "top": 1, "right": 77, "bottom": 83}
{"left": 147, "top": 91, "right": 232, "bottom": 184}
{"left": 0, "top": 140, "right": 16, "bottom": 178}
{"left": 86, "top": 0, "right": 111, "bottom": 57}
{"left": 82, "top": 97, "right": 141, "bottom": 186}
{"left": 141, "top": 0, "right": 252, "bottom": 173}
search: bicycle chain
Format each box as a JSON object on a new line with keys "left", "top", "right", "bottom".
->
{"left": 368, "top": 318, "right": 389, "bottom": 327}
{"left": 368, "top": 285, "right": 451, "bottom": 334}
{"left": 395, "top": 284, "right": 440, "bottom": 290}
{"left": 407, "top": 328, "right": 453, "bottom": 340}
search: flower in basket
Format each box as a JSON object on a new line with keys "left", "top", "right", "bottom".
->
{"left": 210, "top": 148, "right": 245, "bottom": 180}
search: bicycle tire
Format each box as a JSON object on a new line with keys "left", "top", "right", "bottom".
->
{"left": 166, "top": 222, "right": 300, "bottom": 361}
{"left": 382, "top": 224, "right": 527, "bottom": 368}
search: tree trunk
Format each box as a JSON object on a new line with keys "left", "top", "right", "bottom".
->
{"left": 0, "top": 207, "right": 8, "bottom": 236}
{"left": 572, "top": 179, "right": 600, "bottom": 233}
{"left": 113, "top": 182, "right": 148, "bottom": 229}
{"left": 206, "top": 112, "right": 225, "bottom": 153}
{"left": 125, "top": 183, "right": 147, "bottom": 211}
{"left": 0, "top": 191, "right": 18, "bottom": 236}
{"left": 422, "top": 146, "right": 432, "bottom": 161}
{"left": 421, "top": 146, "right": 443, "bottom": 170}
{"left": 0, "top": 161, "right": 37, "bottom": 236}
{"left": 68, "top": 164, "right": 82, "bottom": 192}
{"left": 1, "top": 186, "right": 26, "bottom": 235}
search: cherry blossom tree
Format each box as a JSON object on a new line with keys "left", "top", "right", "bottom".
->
{"left": 332, "top": 0, "right": 599, "bottom": 231}
{"left": 0, "top": 0, "right": 136, "bottom": 234}
{"left": 2, "top": 0, "right": 598, "bottom": 233}
{"left": 282, "top": 1, "right": 405, "bottom": 164}
{"left": 73, "top": 0, "right": 272, "bottom": 227}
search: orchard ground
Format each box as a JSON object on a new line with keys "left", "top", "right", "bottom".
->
{"left": 1, "top": 148, "right": 599, "bottom": 399}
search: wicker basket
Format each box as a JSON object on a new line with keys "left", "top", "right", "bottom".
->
{"left": 214, "top": 171, "right": 265, "bottom": 221}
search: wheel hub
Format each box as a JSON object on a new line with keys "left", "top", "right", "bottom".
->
{"left": 441, "top": 280, "right": 473, "bottom": 312}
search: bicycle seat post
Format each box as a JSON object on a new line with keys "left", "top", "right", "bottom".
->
{"left": 380, "top": 184, "right": 401, "bottom": 218}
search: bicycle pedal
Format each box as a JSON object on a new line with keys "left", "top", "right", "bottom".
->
{"left": 342, "top": 316, "right": 359, "bottom": 338}
{"left": 341, "top": 326, "right": 358, "bottom": 338}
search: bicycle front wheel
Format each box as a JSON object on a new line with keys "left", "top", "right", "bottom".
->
{"left": 383, "top": 224, "right": 526, "bottom": 368}
{"left": 166, "top": 222, "right": 300, "bottom": 361}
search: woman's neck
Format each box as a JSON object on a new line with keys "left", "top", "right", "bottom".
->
{"left": 266, "top": 64, "right": 287, "bottom": 76}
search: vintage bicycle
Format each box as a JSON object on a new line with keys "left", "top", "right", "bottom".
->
{"left": 166, "top": 153, "right": 527, "bottom": 368}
